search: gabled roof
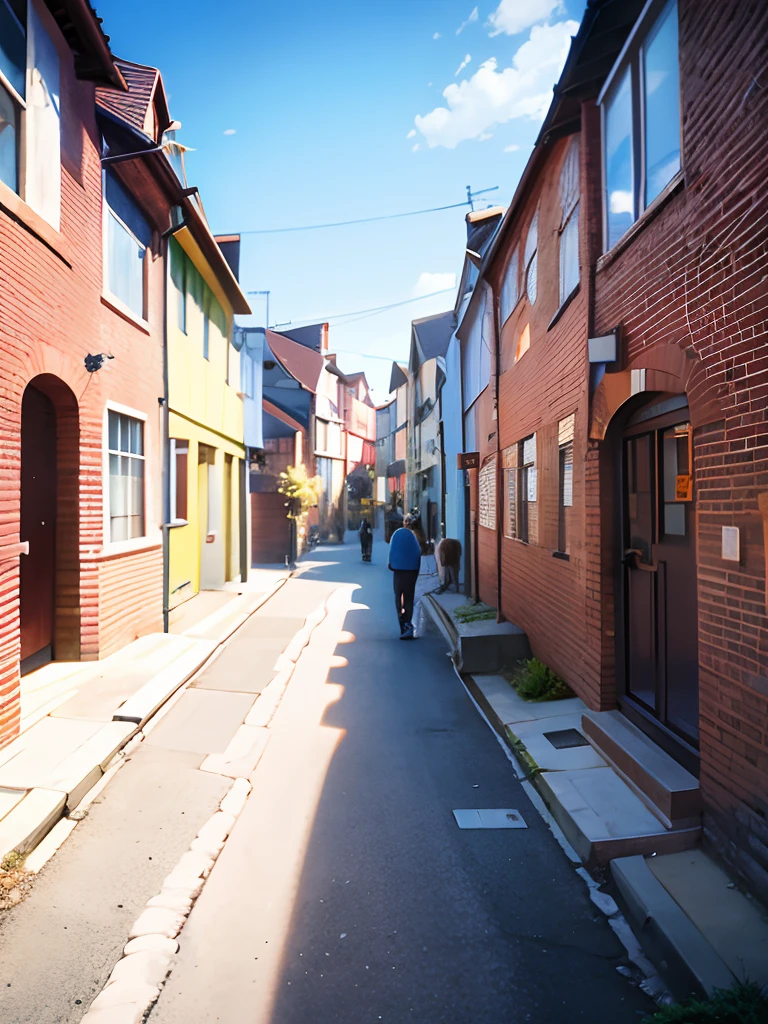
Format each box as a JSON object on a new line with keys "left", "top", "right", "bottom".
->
{"left": 410, "top": 311, "right": 454, "bottom": 372}
{"left": 96, "top": 58, "right": 171, "bottom": 142}
{"left": 266, "top": 331, "right": 325, "bottom": 394}
{"left": 45, "top": 0, "right": 126, "bottom": 89}
{"left": 389, "top": 362, "right": 408, "bottom": 392}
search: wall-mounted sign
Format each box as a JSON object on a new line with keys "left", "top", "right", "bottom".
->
{"left": 479, "top": 458, "right": 496, "bottom": 530}
{"left": 458, "top": 451, "right": 480, "bottom": 470}
{"left": 722, "top": 526, "right": 740, "bottom": 563}
{"left": 675, "top": 474, "right": 693, "bottom": 501}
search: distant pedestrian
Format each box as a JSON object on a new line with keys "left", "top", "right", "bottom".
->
{"left": 388, "top": 514, "right": 422, "bottom": 640}
{"left": 359, "top": 518, "right": 373, "bottom": 562}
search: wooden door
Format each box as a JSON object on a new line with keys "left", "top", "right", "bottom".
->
{"left": 621, "top": 410, "right": 699, "bottom": 751}
{"left": 250, "top": 492, "right": 291, "bottom": 563}
{"left": 20, "top": 386, "right": 56, "bottom": 669}
{"left": 224, "top": 454, "right": 233, "bottom": 581}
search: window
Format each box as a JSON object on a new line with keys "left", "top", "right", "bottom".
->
{"left": 0, "top": 0, "right": 61, "bottom": 227}
{"left": 524, "top": 212, "right": 538, "bottom": 304}
{"left": 499, "top": 247, "right": 519, "bottom": 325}
{"left": 601, "top": 0, "right": 680, "bottom": 250}
{"left": 171, "top": 440, "right": 188, "bottom": 522}
{"left": 203, "top": 309, "right": 210, "bottom": 359}
{"left": 559, "top": 138, "right": 580, "bottom": 305}
{"left": 558, "top": 414, "right": 575, "bottom": 554}
{"left": 108, "top": 410, "right": 145, "bottom": 541}
{"left": 503, "top": 434, "right": 537, "bottom": 543}
{"left": 104, "top": 170, "right": 151, "bottom": 319}
{"left": 661, "top": 422, "right": 691, "bottom": 537}
{"left": 170, "top": 238, "right": 187, "bottom": 333}
{"left": 515, "top": 323, "right": 530, "bottom": 363}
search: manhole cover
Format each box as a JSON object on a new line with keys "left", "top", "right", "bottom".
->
{"left": 453, "top": 809, "right": 527, "bottom": 829}
{"left": 543, "top": 728, "right": 589, "bottom": 749}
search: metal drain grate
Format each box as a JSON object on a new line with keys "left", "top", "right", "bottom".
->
{"left": 453, "top": 809, "right": 527, "bottom": 829}
{"left": 543, "top": 728, "right": 589, "bottom": 750}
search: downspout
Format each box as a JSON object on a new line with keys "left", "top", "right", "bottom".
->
{"left": 161, "top": 217, "right": 188, "bottom": 633}
{"left": 493, "top": 284, "right": 503, "bottom": 623}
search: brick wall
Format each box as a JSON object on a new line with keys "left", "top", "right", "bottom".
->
{"left": 591, "top": 0, "right": 768, "bottom": 896}
{"left": 0, "top": 19, "right": 167, "bottom": 746}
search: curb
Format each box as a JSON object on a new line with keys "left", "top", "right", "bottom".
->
{"left": 0, "top": 576, "right": 291, "bottom": 872}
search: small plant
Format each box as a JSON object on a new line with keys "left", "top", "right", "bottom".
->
{"left": 453, "top": 602, "right": 496, "bottom": 624}
{"left": 278, "top": 464, "right": 323, "bottom": 520}
{"left": 509, "top": 658, "right": 574, "bottom": 702}
{"left": 1, "top": 851, "right": 25, "bottom": 872}
{"left": 642, "top": 982, "right": 768, "bottom": 1024}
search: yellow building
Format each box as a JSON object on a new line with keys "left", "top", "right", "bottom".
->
{"left": 166, "top": 214, "right": 251, "bottom": 614}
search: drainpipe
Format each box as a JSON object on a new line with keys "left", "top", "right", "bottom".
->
{"left": 492, "top": 284, "right": 504, "bottom": 623}
{"left": 161, "top": 217, "right": 189, "bottom": 633}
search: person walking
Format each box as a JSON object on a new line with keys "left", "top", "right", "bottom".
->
{"left": 388, "top": 515, "right": 422, "bottom": 640}
{"left": 359, "top": 518, "right": 373, "bottom": 562}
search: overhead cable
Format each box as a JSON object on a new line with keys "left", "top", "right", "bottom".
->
{"left": 268, "top": 287, "right": 455, "bottom": 330}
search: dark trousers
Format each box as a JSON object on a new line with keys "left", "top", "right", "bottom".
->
{"left": 392, "top": 569, "right": 419, "bottom": 629}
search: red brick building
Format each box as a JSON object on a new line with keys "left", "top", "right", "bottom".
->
{"left": 0, "top": 4, "right": 171, "bottom": 746}
{"left": 472, "top": 0, "right": 768, "bottom": 897}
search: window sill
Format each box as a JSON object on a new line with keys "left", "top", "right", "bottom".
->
{"left": 597, "top": 173, "right": 685, "bottom": 273}
{"left": 547, "top": 284, "right": 581, "bottom": 332}
{"left": 101, "top": 294, "right": 151, "bottom": 334}
{"left": 90, "top": 536, "right": 163, "bottom": 562}
{"left": 0, "top": 178, "right": 71, "bottom": 266}
{"left": 552, "top": 550, "right": 570, "bottom": 561}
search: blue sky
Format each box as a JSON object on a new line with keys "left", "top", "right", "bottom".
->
{"left": 97, "top": 0, "right": 586, "bottom": 399}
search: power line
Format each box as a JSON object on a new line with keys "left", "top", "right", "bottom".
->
{"left": 235, "top": 186, "right": 499, "bottom": 235}
{"left": 268, "top": 287, "right": 455, "bottom": 330}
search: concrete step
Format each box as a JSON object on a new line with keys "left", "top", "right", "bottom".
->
{"left": 538, "top": 766, "right": 700, "bottom": 868}
{"left": 582, "top": 710, "right": 701, "bottom": 829}
{"left": 422, "top": 594, "right": 530, "bottom": 672}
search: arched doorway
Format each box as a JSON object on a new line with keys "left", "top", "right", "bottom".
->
{"left": 613, "top": 392, "right": 699, "bottom": 768}
{"left": 19, "top": 375, "right": 80, "bottom": 672}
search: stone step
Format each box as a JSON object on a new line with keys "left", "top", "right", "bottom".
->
{"left": 581, "top": 710, "right": 701, "bottom": 829}
{"left": 538, "top": 766, "right": 700, "bottom": 868}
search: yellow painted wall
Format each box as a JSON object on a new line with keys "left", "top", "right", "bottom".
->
{"left": 167, "top": 237, "right": 245, "bottom": 607}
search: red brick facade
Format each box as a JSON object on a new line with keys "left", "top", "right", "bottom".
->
{"left": 473, "top": 0, "right": 768, "bottom": 898}
{"left": 0, "top": 6, "right": 165, "bottom": 746}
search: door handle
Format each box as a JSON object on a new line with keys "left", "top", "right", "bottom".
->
{"left": 622, "top": 548, "right": 643, "bottom": 567}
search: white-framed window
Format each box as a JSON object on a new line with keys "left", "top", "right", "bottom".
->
{"left": 0, "top": 0, "right": 61, "bottom": 228}
{"left": 524, "top": 211, "right": 538, "bottom": 305}
{"left": 600, "top": 0, "right": 680, "bottom": 251}
{"left": 170, "top": 439, "right": 188, "bottom": 523}
{"left": 107, "top": 409, "right": 145, "bottom": 541}
{"left": 559, "top": 137, "right": 580, "bottom": 305}
{"left": 503, "top": 434, "right": 537, "bottom": 543}
{"left": 104, "top": 170, "right": 151, "bottom": 320}
{"left": 499, "top": 247, "right": 519, "bottom": 325}
{"left": 558, "top": 414, "right": 575, "bottom": 554}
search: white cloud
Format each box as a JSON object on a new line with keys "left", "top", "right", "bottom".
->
{"left": 413, "top": 272, "right": 456, "bottom": 297}
{"left": 478, "top": 132, "right": 493, "bottom": 141}
{"left": 455, "top": 53, "right": 472, "bottom": 77}
{"left": 413, "top": 20, "right": 578, "bottom": 149}
{"left": 503, "top": 143, "right": 520, "bottom": 152}
{"left": 433, "top": 31, "right": 441, "bottom": 39}
{"left": 412, "top": 143, "right": 420, "bottom": 152}
{"left": 223, "top": 128, "right": 237, "bottom": 135}
{"left": 406, "top": 128, "right": 417, "bottom": 139}
{"left": 609, "top": 190, "right": 633, "bottom": 215}
{"left": 428, "top": 81, "right": 433, "bottom": 87}
{"left": 488, "top": 0, "right": 563, "bottom": 36}
{"left": 456, "top": 6, "right": 478, "bottom": 34}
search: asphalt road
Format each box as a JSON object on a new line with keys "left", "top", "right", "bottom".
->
{"left": 149, "top": 541, "right": 654, "bottom": 1024}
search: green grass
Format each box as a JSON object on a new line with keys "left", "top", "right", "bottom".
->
{"left": 453, "top": 602, "right": 496, "bottom": 624}
{"left": 642, "top": 983, "right": 768, "bottom": 1024}
{"left": 506, "top": 657, "right": 575, "bottom": 702}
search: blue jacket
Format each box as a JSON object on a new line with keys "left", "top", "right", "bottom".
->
{"left": 388, "top": 527, "right": 422, "bottom": 571}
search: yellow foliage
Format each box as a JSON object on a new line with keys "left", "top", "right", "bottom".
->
{"left": 278, "top": 464, "right": 323, "bottom": 519}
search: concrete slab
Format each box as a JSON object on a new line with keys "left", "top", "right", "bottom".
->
{"left": 236, "top": 616, "right": 305, "bottom": 639}
{"left": 144, "top": 689, "right": 256, "bottom": 755}
{"left": 0, "top": 788, "right": 67, "bottom": 857}
{"left": 472, "top": 674, "right": 585, "bottom": 726}
{"left": 611, "top": 855, "right": 736, "bottom": 998}
{"left": 169, "top": 589, "right": 236, "bottom": 635}
{"left": 0, "top": 786, "right": 26, "bottom": 821}
{"left": 191, "top": 638, "right": 285, "bottom": 694}
{"left": 423, "top": 595, "right": 530, "bottom": 672}
{"left": 648, "top": 850, "right": 768, "bottom": 987}
{"left": 200, "top": 725, "right": 270, "bottom": 778}
{"left": 538, "top": 766, "right": 699, "bottom": 866}
{"left": 113, "top": 638, "right": 217, "bottom": 726}
{"left": 183, "top": 591, "right": 280, "bottom": 644}
{"left": 510, "top": 715, "right": 607, "bottom": 772}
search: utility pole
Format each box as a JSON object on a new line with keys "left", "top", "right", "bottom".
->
{"left": 466, "top": 185, "right": 499, "bottom": 213}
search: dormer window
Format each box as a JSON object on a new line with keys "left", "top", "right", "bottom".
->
{"left": 500, "top": 247, "right": 519, "bottom": 326}
{"left": 559, "top": 137, "right": 580, "bottom": 305}
{"left": 601, "top": 0, "right": 681, "bottom": 251}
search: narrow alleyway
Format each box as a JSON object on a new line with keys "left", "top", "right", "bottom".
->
{"left": 0, "top": 542, "right": 653, "bottom": 1023}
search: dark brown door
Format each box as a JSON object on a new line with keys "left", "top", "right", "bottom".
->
{"left": 250, "top": 491, "right": 291, "bottom": 564}
{"left": 622, "top": 409, "right": 698, "bottom": 751}
{"left": 20, "top": 385, "right": 57, "bottom": 670}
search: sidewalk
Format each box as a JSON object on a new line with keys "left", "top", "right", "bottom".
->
{"left": 421, "top": 591, "right": 768, "bottom": 1001}
{"left": 0, "top": 569, "right": 288, "bottom": 868}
